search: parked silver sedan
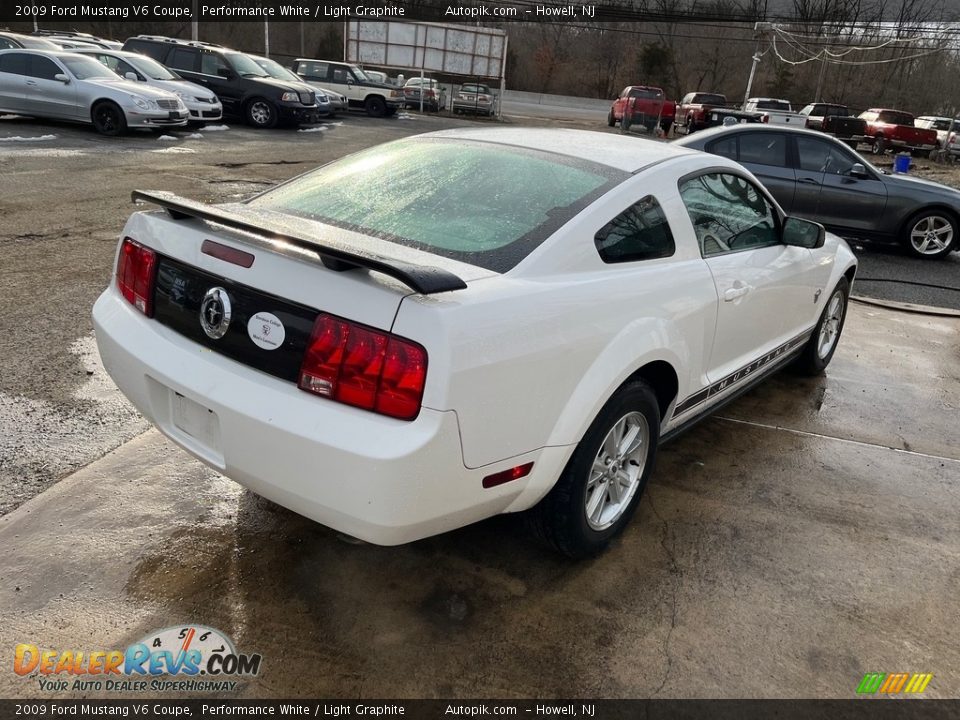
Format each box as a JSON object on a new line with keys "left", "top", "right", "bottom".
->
{"left": 0, "top": 49, "right": 189, "bottom": 135}
{"left": 73, "top": 48, "right": 222, "bottom": 126}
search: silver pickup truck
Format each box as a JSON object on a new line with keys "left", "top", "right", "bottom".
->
{"left": 744, "top": 98, "right": 804, "bottom": 127}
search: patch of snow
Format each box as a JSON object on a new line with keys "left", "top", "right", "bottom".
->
{"left": 156, "top": 134, "right": 179, "bottom": 142}
{"left": 187, "top": 133, "right": 204, "bottom": 139}
{"left": 203, "top": 124, "right": 230, "bottom": 131}
{"left": 395, "top": 113, "right": 416, "bottom": 120}
{"left": 151, "top": 146, "right": 197, "bottom": 154}
{"left": 0, "top": 134, "right": 56, "bottom": 142}
{"left": 297, "top": 125, "right": 333, "bottom": 133}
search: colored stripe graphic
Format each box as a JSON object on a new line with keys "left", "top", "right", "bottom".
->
{"left": 857, "top": 672, "right": 932, "bottom": 694}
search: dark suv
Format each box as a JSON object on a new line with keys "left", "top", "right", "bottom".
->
{"left": 122, "top": 36, "right": 320, "bottom": 128}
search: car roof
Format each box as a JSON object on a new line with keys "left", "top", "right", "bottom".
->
{"left": 673, "top": 123, "right": 846, "bottom": 146}
{"left": 425, "top": 128, "right": 699, "bottom": 173}
{"left": 0, "top": 48, "right": 87, "bottom": 60}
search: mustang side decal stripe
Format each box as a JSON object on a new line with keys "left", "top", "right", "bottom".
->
{"left": 673, "top": 330, "right": 813, "bottom": 417}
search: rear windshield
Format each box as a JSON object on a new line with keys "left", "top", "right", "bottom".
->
{"left": 878, "top": 111, "right": 915, "bottom": 125}
{"left": 252, "top": 138, "right": 624, "bottom": 272}
{"left": 629, "top": 88, "right": 663, "bottom": 99}
{"left": 754, "top": 99, "right": 791, "bottom": 110}
{"left": 694, "top": 94, "right": 726, "bottom": 105}
{"left": 461, "top": 84, "right": 490, "bottom": 94}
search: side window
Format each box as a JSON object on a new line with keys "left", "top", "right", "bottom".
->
{"left": 707, "top": 137, "right": 737, "bottom": 161}
{"left": 331, "top": 65, "right": 350, "bottom": 83}
{"left": 116, "top": 59, "right": 141, "bottom": 79}
{"left": 0, "top": 38, "right": 16, "bottom": 50}
{"left": 168, "top": 47, "right": 197, "bottom": 72}
{"left": 0, "top": 52, "right": 28, "bottom": 75}
{"left": 127, "top": 40, "right": 165, "bottom": 62}
{"left": 738, "top": 133, "right": 788, "bottom": 167}
{"left": 201, "top": 52, "right": 229, "bottom": 77}
{"left": 796, "top": 136, "right": 858, "bottom": 176}
{"left": 679, "top": 173, "right": 779, "bottom": 257}
{"left": 594, "top": 196, "right": 675, "bottom": 264}
{"left": 26, "top": 55, "right": 61, "bottom": 80}
{"left": 96, "top": 54, "right": 120, "bottom": 72}
{"left": 300, "top": 61, "right": 328, "bottom": 81}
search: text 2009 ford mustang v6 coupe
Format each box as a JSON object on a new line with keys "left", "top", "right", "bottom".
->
{"left": 93, "top": 128, "right": 857, "bottom": 557}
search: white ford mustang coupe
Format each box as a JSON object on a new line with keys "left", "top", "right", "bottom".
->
{"left": 93, "top": 128, "right": 857, "bottom": 557}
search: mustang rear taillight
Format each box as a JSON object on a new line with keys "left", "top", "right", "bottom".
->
{"left": 298, "top": 313, "right": 427, "bottom": 420}
{"left": 117, "top": 237, "right": 157, "bottom": 317}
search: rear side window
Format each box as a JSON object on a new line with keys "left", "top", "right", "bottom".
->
{"left": 252, "top": 138, "right": 625, "bottom": 273}
{"left": 168, "top": 47, "right": 197, "bottom": 72}
{"left": 595, "top": 196, "right": 675, "bottom": 263}
{"left": 706, "top": 137, "right": 738, "bottom": 161}
{"left": 738, "top": 133, "right": 788, "bottom": 167}
{"left": 297, "top": 61, "right": 328, "bottom": 81}
{"left": 0, "top": 52, "right": 28, "bottom": 75}
{"left": 0, "top": 38, "right": 16, "bottom": 50}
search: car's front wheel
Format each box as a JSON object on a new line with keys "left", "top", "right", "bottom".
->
{"left": 903, "top": 210, "right": 957, "bottom": 259}
{"left": 792, "top": 277, "right": 849, "bottom": 376}
{"left": 528, "top": 381, "right": 659, "bottom": 558}
{"left": 365, "top": 96, "right": 387, "bottom": 117}
{"left": 245, "top": 98, "right": 278, "bottom": 129}
{"left": 91, "top": 101, "right": 127, "bottom": 136}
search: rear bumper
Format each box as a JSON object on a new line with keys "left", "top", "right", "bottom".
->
{"left": 452, "top": 101, "right": 493, "bottom": 114}
{"left": 92, "top": 287, "right": 540, "bottom": 545}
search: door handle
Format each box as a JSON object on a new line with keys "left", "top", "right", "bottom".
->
{"left": 724, "top": 285, "right": 750, "bottom": 302}
{"left": 25, "top": 80, "right": 37, "bottom": 86}
{"left": 797, "top": 177, "right": 820, "bottom": 185}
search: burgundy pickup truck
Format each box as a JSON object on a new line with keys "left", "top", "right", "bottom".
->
{"left": 674, "top": 92, "right": 728, "bottom": 134}
{"left": 608, "top": 85, "right": 675, "bottom": 134}
{"left": 860, "top": 108, "right": 938, "bottom": 155}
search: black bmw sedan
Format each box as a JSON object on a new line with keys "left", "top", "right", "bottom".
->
{"left": 674, "top": 124, "right": 960, "bottom": 259}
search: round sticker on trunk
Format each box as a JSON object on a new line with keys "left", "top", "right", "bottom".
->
{"left": 248, "top": 312, "right": 285, "bottom": 350}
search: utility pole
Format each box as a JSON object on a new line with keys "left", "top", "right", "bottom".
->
{"left": 191, "top": 0, "right": 198, "bottom": 41}
{"left": 744, "top": 21, "right": 772, "bottom": 107}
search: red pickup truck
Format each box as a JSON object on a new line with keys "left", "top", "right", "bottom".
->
{"left": 860, "top": 108, "right": 938, "bottom": 155}
{"left": 608, "top": 85, "right": 675, "bottom": 134}
{"left": 674, "top": 92, "right": 728, "bottom": 134}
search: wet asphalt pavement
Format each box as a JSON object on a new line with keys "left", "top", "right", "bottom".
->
{"left": 1, "top": 107, "right": 959, "bottom": 700}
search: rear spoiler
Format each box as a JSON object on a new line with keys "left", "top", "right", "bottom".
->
{"left": 131, "top": 190, "right": 468, "bottom": 295}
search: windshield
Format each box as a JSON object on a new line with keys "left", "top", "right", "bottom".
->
{"left": 251, "top": 139, "right": 623, "bottom": 272}
{"left": 251, "top": 56, "right": 299, "bottom": 82}
{"left": 128, "top": 55, "right": 179, "bottom": 80}
{"left": 226, "top": 52, "right": 268, "bottom": 77}
{"left": 61, "top": 56, "right": 117, "bottom": 80}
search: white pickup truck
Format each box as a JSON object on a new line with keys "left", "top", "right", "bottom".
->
{"left": 744, "top": 98, "right": 804, "bottom": 127}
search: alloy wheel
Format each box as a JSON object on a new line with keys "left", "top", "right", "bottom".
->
{"left": 910, "top": 215, "right": 954, "bottom": 255}
{"left": 817, "top": 290, "right": 845, "bottom": 359}
{"left": 584, "top": 412, "right": 649, "bottom": 531}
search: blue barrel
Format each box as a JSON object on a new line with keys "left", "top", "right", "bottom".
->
{"left": 893, "top": 153, "right": 911, "bottom": 174}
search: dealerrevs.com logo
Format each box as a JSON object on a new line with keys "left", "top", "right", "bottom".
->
{"left": 14, "top": 625, "right": 262, "bottom": 693}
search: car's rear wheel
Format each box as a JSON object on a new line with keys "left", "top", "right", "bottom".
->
{"left": 903, "top": 210, "right": 957, "bottom": 259}
{"left": 872, "top": 136, "right": 886, "bottom": 155}
{"left": 527, "top": 381, "right": 659, "bottom": 558}
{"left": 245, "top": 98, "right": 278, "bottom": 129}
{"left": 607, "top": 109, "right": 616, "bottom": 127}
{"left": 91, "top": 101, "right": 127, "bottom": 136}
{"left": 365, "top": 96, "right": 387, "bottom": 117}
{"left": 792, "top": 278, "right": 849, "bottom": 376}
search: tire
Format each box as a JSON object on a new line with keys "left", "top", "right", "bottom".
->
{"left": 607, "top": 109, "right": 615, "bottom": 127}
{"left": 791, "top": 278, "right": 849, "bottom": 376}
{"left": 527, "top": 381, "right": 660, "bottom": 558}
{"left": 245, "top": 98, "right": 278, "bottom": 129}
{"left": 902, "top": 209, "right": 958, "bottom": 259}
{"left": 91, "top": 101, "right": 127, "bottom": 136}
{"left": 871, "top": 136, "right": 886, "bottom": 155}
{"left": 685, "top": 115, "right": 695, "bottom": 134}
{"left": 364, "top": 96, "right": 387, "bottom": 118}
{"left": 660, "top": 119, "right": 673, "bottom": 136}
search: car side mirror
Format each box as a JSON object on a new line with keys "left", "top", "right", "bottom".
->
{"left": 783, "top": 217, "right": 826, "bottom": 249}
{"left": 124, "top": 71, "right": 139, "bottom": 82}
{"left": 54, "top": 73, "right": 69, "bottom": 84}
{"left": 849, "top": 163, "right": 868, "bottom": 179}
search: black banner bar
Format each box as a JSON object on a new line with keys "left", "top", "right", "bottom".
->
{"left": 3, "top": 700, "right": 960, "bottom": 720}
{"left": 5, "top": 0, "right": 958, "bottom": 24}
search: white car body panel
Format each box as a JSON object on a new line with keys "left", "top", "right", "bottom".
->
{"left": 93, "top": 128, "right": 857, "bottom": 544}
